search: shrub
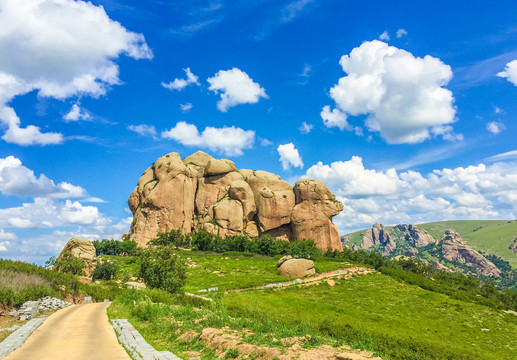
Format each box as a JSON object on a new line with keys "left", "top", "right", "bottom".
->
{"left": 138, "top": 246, "right": 187, "bottom": 293}
{"left": 92, "top": 261, "right": 118, "bottom": 280}
{"left": 54, "top": 252, "right": 86, "bottom": 275}
{"left": 92, "top": 239, "right": 138, "bottom": 256}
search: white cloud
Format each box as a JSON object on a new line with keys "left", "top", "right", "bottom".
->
{"left": 0, "top": 0, "right": 152, "bottom": 145}
{"left": 180, "top": 102, "right": 193, "bottom": 112}
{"left": 379, "top": 31, "right": 390, "bottom": 41}
{"left": 127, "top": 124, "right": 157, "bottom": 137}
{"left": 162, "top": 121, "right": 255, "bottom": 156}
{"left": 277, "top": 143, "right": 304, "bottom": 170}
{"left": 298, "top": 122, "right": 313, "bottom": 134}
{"left": 260, "top": 138, "right": 274, "bottom": 146}
{"left": 305, "top": 157, "right": 517, "bottom": 232}
{"left": 161, "top": 68, "right": 200, "bottom": 91}
{"left": 207, "top": 68, "right": 268, "bottom": 112}
{"left": 486, "top": 150, "right": 517, "bottom": 162}
{"left": 63, "top": 104, "right": 90, "bottom": 122}
{"left": 486, "top": 121, "right": 505, "bottom": 134}
{"left": 0, "top": 229, "right": 16, "bottom": 240}
{"left": 497, "top": 60, "right": 517, "bottom": 86}
{"left": 0, "top": 198, "right": 111, "bottom": 229}
{"left": 321, "top": 105, "right": 351, "bottom": 131}
{"left": 0, "top": 156, "right": 87, "bottom": 198}
{"left": 396, "top": 29, "right": 408, "bottom": 38}
{"left": 323, "top": 40, "right": 457, "bottom": 144}
{"left": 493, "top": 105, "right": 504, "bottom": 114}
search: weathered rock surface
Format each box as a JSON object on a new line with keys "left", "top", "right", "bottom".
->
{"left": 278, "top": 259, "right": 315, "bottom": 277}
{"left": 56, "top": 237, "right": 96, "bottom": 275}
{"left": 510, "top": 239, "right": 517, "bottom": 255}
{"left": 360, "top": 223, "right": 396, "bottom": 256}
{"left": 291, "top": 179, "right": 344, "bottom": 252}
{"left": 395, "top": 224, "right": 436, "bottom": 247}
{"left": 441, "top": 230, "right": 501, "bottom": 277}
{"left": 129, "top": 151, "right": 343, "bottom": 251}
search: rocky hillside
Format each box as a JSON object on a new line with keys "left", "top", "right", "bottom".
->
{"left": 128, "top": 151, "right": 344, "bottom": 251}
{"left": 345, "top": 221, "right": 516, "bottom": 279}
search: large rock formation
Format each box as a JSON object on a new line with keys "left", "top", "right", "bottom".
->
{"left": 441, "top": 230, "right": 501, "bottom": 277}
{"left": 395, "top": 224, "right": 436, "bottom": 247}
{"left": 128, "top": 151, "right": 343, "bottom": 251}
{"left": 56, "top": 238, "right": 97, "bottom": 276}
{"left": 361, "top": 223, "right": 396, "bottom": 256}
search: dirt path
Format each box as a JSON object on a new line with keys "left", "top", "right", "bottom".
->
{"left": 4, "top": 302, "right": 130, "bottom": 360}
{"left": 226, "top": 266, "right": 374, "bottom": 293}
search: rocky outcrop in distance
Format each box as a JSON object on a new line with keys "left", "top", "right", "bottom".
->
{"left": 128, "top": 151, "right": 344, "bottom": 251}
{"left": 395, "top": 224, "right": 436, "bottom": 247}
{"left": 441, "top": 230, "right": 501, "bottom": 277}
{"left": 360, "top": 223, "right": 396, "bottom": 256}
{"left": 56, "top": 237, "right": 97, "bottom": 276}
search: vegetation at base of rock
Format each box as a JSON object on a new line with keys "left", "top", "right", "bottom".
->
{"left": 138, "top": 246, "right": 187, "bottom": 293}
{"left": 149, "top": 230, "right": 322, "bottom": 259}
{"left": 92, "top": 239, "right": 138, "bottom": 256}
{"left": 92, "top": 261, "right": 118, "bottom": 280}
{"left": 51, "top": 251, "right": 86, "bottom": 275}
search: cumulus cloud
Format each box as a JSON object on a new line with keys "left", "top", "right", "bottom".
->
{"left": 305, "top": 157, "right": 517, "bottom": 232}
{"left": 127, "top": 124, "right": 157, "bottom": 137}
{"left": 0, "top": 0, "right": 152, "bottom": 145}
{"left": 322, "top": 40, "right": 457, "bottom": 144}
{"left": 180, "top": 103, "right": 193, "bottom": 112}
{"left": 0, "top": 156, "right": 86, "bottom": 198}
{"left": 298, "top": 122, "right": 313, "bottom": 134}
{"left": 486, "top": 121, "right": 505, "bottom": 134}
{"left": 0, "top": 229, "right": 16, "bottom": 240}
{"left": 396, "top": 29, "right": 408, "bottom": 38}
{"left": 260, "top": 138, "right": 274, "bottom": 146}
{"left": 162, "top": 121, "right": 255, "bottom": 156}
{"left": 379, "top": 31, "right": 390, "bottom": 41}
{"left": 497, "top": 60, "right": 517, "bottom": 86}
{"left": 63, "top": 104, "right": 90, "bottom": 122}
{"left": 207, "top": 68, "right": 268, "bottom": 112}
{"left": 277, "top": 143, "right": 304, "bottom": 170}
{"left": 0, "top": 198, "right": 111, "bottom": 229}
{"left": 321, "top": 105, "right": 350, "bottom": 131}
{"left": 161, "top": 68, "right": 200, "bottom": 91}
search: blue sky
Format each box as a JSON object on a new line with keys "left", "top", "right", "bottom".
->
{"left": 1, "top": 0, "right": 517, "bottom": 264}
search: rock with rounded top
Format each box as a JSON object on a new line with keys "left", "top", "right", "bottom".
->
{"left": 195, "top": 172, "right": 243, "bottom": 216}
{"left": 277, "top": 255, "right": 292, "bottom": 268}
{"left": 278, "top": 259, "right": 315, "bottom": 277}
{"left": 56, "top": 237, "right": 96, "bottom": 275}
{"left": 291, "top": 179, "right": 343, "bottom": 251}
{"left": 210, "top": 198, "right": 244, "bottom": 236}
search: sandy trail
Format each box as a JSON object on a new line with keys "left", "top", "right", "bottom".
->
{"left": 4, "top": 302, "right": 130, "bottom": 360}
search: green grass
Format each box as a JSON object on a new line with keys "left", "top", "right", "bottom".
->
{"left": 223, "top": 273, "right": 517, "bottom": 360}
{"left": 345, "top": 220, "right": 517, "bottom": 268}
{"left": 101, "top": 251, "right": 352, "bottom": 294}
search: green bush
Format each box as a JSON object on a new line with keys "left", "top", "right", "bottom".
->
{"left": 54, "top": 252, "right": 86, "bottom": 275}
{"left": 92, "top": 261, "right": 118, "bottom": 280}
{"left": 138, "top": 246, "right": 187, "bottom": 293}
{"left": 92, "top": 239, "right": 138, "bottom": 256}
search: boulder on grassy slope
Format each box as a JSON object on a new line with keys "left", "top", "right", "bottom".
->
{"left": 278, "top": 258, "right": 315, "bottom": 277}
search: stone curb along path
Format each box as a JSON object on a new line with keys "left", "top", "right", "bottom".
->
{"left": 111, "top": 319, "right": 181, "bottom": 360}
{"left": 0, "top": 316, "right": 47, "bottom": 359}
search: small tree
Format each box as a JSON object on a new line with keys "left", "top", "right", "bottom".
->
{"left": 92, "top": 261, "right": 118, "bottom": 280}
{"left": 54, "top": 252, "right": 86, "bottom": 275}
{"left": 138, "top": 246, "right": 187, "bottom": 293}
